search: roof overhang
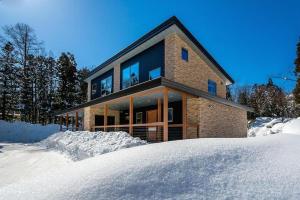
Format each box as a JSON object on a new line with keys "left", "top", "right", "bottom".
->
{"left": 54, "top": 78, "right": 252, "bottom": 116}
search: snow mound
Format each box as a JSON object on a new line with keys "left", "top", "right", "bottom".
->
{"left": 0, "top": 120, "right": 60, "bottom": 143}
{"left": 248, "top": 117, "right": 300, "bottom": 137}
{"left": 40, "top": 130, "right": 147, "bottom": 160}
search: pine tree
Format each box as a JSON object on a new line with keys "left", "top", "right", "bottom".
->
{"left": 57, "top": 52, "right": 78, "bottom": 109}
{"left": 293, "top": 40, "right": 300, "bottom": 105}
{"left": 77, "top": 67, "right": 90, "bottom": 104}
{"left": 0, "top": 42, "right": 19, "bottom": 120}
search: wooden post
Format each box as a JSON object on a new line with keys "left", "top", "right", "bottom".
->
{"left": 163, "top": 88, "right": 168, "bottom": 142}
{"left": 66, "top": 113, "right": 69, "bottom": 130}
{"left": 104, "top": 104, "right": 108, "bottom": 132}
{"left": 129, "top": 96, "right": 133, "bottom": 135}
{"left": 182, "top": 93, "right": 187, "bottom": 139}
{"left": 75, "top": 112, "right": 79, "bottom": 131}
{"left": 59, "top": 116, "right": 62, "bottom": 131}
{"left": 157, "top": 98, "right": 161, "bottom": 122}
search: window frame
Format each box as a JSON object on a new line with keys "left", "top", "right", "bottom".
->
{"left": 100, "top": 75, "right": 113, "bottom": 97}
{"left": 149, "top": 67, "right": 161, "bottom": 80}
{"left": 122, "top": 62, "right": 140, "bottom": 90}
{"left": 168, "top": 107, "right": 173, "bottom": 122}
{"left": 181, "top": 48, "right": 188, "bottom": 62}
{"left": 136, "top": 112, "right": 143, "bottom": 124}
{"left": 91, "top": 83, "right": 97, "bottom": 95}
{"left": 208, "top": 79, "right": 217, "bottom": 96}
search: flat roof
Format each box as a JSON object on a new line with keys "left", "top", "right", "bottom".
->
{"left": 86, "top": 16, "right": 234, "bottom": 84}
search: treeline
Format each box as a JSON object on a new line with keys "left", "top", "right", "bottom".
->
{"left": 228, "top": 78, "right": 299, "bottom": 119}
{"left": 0, "top": 23, "right": 90, "bottom": 123}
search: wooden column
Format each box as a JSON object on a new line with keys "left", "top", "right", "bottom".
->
{"left": 157, "top": 98, "right": 161, "bottom": 122}
{"left": 66, "top": 113, "right": 69, "bottom": 130}
{"left": 104, "top": 104, "right": 108, "bottom": 132}
{"left": 163, "top": 88, "right": 168, "bottom": 142}
{"left": 75, "top": 112, "right": 79, "bottom": 131}
{"left": 182, "top": 93, "right": 187, "bottom": 139}
{"left": 59, "top": 116, "right": 62, "bottom": 131}
{"left": 129, "top": 96, "right": 133, "bottom": 135}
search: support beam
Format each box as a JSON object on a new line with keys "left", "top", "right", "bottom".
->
{"left": 75, "top": 112, "right": 79, "bottom": 131}
{"left": 129, "top": 96, "right": 133, "bottom": 135}
{"left": 104, "top": 104, "right": 108, "bottom": 132}
{"left": 59, "top": 116, "right": 62, "bottom": 131}
{"left": 157, "top": 98, "right": 161, "bottom": 122}
{"left": 182, "top": 93, "right": 187, "bottom": 139}
{"left": 66, "top": 113, "right": 69, "bottom": 130}
{"left": 163, "top": 88, "right": 168, "bottom": 142}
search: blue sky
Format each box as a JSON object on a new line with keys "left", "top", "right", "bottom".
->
{"left": 0, "top": 0, "right": 299, "bottom": 92}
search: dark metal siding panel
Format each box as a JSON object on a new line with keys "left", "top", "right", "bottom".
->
{"left": 120, "top": 41, "right": 165, "bottom": 90}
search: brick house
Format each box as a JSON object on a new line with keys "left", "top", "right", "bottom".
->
{"left": 56, "top": 16, "right": 252, "bottom": 142}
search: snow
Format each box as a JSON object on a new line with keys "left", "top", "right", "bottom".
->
{"left": 1, "top": 134, "right": 300, "bottom": 199}
{"left": 1, "top": 118, "right": 300, "bottom": 199}
{"left": 40, "top": 130, "right": 147, "bottom": 160}
{"left": 0, "top": 120, "right": 60, "bottom": 143}
{"left": 248, "top": 117, "right": 300, "bottom": 136}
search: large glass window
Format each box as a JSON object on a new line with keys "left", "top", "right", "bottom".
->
{"left": 122, "top": 62, "right": 139, "bottom": 89}
{"left": 149, "top": 68, "right": 161, "bottom": 80}
{"left": 208, "top": 79, "right": 217, "bottom": 96}
{"left": 100, "top": 76, "right": 112, "bottom": 96}
{"left": 92, "top": 83, "right": 97, "bottom": 95}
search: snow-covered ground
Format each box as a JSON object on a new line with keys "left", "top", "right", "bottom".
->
{"left": 0, "top": 118, "right": 300, "bottom": 199}
{"left": 40, "top": 130, "right": 147, "bottom": 160}
{"left": 0, "top": 120, "right": 60, "bottom": 142}
{"left": 248, "top": 117, "right": 300, "bottom": 136}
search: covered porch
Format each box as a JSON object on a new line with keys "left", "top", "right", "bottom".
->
{"left": 57, "top": 86, "right": 199, "bottom": 142}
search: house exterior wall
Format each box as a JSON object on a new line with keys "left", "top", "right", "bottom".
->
{"left": 186, "top": 96, "right": 248, "bottom": 138}
{"left": 165, "top": 33, "right": 227, "bottom": 98}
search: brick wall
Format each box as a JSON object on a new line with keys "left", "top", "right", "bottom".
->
{"left": 186, "top": 97, "right": 248, "bottom": 138}
{"left": 165, "top": 33, "right": 227, "bottom": 98}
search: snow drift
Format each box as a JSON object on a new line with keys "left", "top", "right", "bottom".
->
{"left": 0, "top": 120, "right": 60, "bottom": 143}
{"left": 40, "top": 130, "right": 147, "bottom": 160}
{"left": 248, "top": 117, "right": 300, "bottom": 137}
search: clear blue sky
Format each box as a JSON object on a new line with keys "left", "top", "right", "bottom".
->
{"left": 0, "top": 0, "right": 299, "bottom": 92}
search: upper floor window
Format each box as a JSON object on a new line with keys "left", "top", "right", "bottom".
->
{"left": 92, "top": 83, "right": 97, "bottom": 95}
{"left": 101, "top": 76, "right": 112, "bottom": 96}
{"left": 149, "top": 67, "right": 161, "bottom": 80}
{"left": 208, "top": 80, "right": 217, "bottom": 96}
{"left": 181, "top": 48, "right": 188, "bottom": 62}
{"left": 122, "top": 62, "right": 139, "bottom": 89}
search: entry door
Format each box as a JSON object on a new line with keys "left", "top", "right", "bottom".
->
{"left": 147, "top": 109, "right": 157, "bottom": 141}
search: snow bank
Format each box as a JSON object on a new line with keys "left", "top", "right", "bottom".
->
{"left": 2, "top": 134, "right": 300, "bottom": 199}
{"left": 248, "top": 117, "right": 300, "bottom": 137}
{"left": 0, "top": 120, "right": 60, "bottom": 143}
{"left": 40, "top": 130, "right": 147, "bottom": 160}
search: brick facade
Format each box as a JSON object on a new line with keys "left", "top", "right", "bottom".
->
{"left": 186, "top": 96, "right": 247, "bottom": 138}
{"left": 165, "top": 33, "right": 227, "bottom": 98}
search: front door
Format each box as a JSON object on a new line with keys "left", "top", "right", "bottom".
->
{"left": 147, "top": 109, "right": 157, "bottom": 141}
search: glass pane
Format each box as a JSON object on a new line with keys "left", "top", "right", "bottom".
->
{"left": 130, "top": 63, "right": 139, "bottom": 86}
{"left": 106, "top": 76, "right": 112, "bottom": 95}
{"left": 122, "top": 67, "right": 131, "bottom": 89}
{"left": 101, "top": 79, "right": 106, "bottom": 96}
{"left": 168, "top": 108, "right": 173, "bottom": 122}
{"left": 149, "top": 68, "right": 161, "bottom": 80}
{"left": 92, "top": 84, "right": 97, "bottom": 95}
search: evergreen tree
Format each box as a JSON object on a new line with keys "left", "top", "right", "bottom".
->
{"left": 57, "top": 52, "right": 78, "bottom": 109}
{"left": 77, "top": 67, "right": 90, "bottom": 104}
{"left": 293, "top": 40, "right": 300, "bottom": 105}
{"left": 0, "top": 42, "right": 19, "bottom": 120}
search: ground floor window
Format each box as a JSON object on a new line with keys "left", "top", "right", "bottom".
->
{"left": 168, "top": 108, "right": 173, "bottom": 122}
{"left": 136, "top": 112, "right": 143, "bottom": 124}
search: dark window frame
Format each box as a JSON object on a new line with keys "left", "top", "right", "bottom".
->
{"left": 181, "top": 48, "right": 188, "bottom": 62}
{"left": 121, "top": 62, "right": 140, "bottom": 90}
{"left": 208, "top": 79, "right": 217, "bottom": 96}
{"left": 149, "top": 67, "right": 161, "bottom": 80}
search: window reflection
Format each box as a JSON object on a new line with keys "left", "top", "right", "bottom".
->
{"left": 122, "top": 62, "right": 139, "bottom": 89}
